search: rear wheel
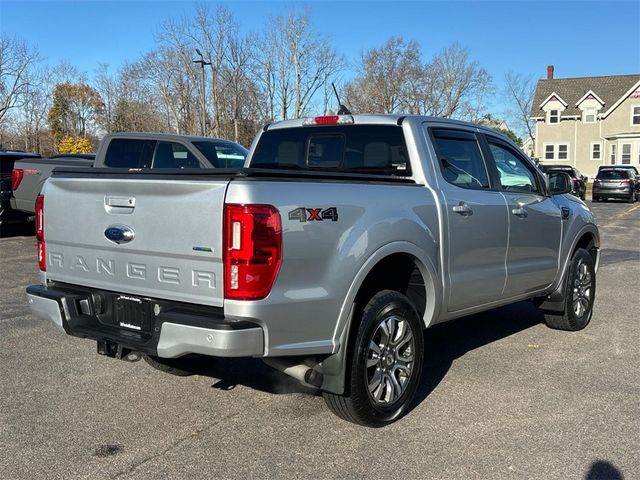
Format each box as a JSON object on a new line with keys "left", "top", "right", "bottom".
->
{"left": 628, "top": 192, "right": 635, "bottom": 203}
{"left": 544, "top": 248, "right": 595, "bottom": 331}
{"left": 323, "top": 290, "right": 424, "bottom": 427}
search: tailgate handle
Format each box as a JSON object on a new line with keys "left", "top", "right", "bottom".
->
{"left": 105, "top": 196, "right": 136, "bottom": 214}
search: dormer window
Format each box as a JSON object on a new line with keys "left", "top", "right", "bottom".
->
{"left": 583, "top": 108, "right": 597, "bottom": 123}
{"left": 632, "top": 105, "right": 640, "bottom": 125}
{"left": 548, "top": 110, "right": 560, "bottom": 124}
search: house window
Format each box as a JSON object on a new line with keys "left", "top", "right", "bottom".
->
{"left": 591, "top": 143, "right": 602, "bottom": 160}
{"left": 621, "top": 144, "right": 631, "bottom": 164}
{"left": 558, "top": 144, "right": 568, "bottom": 160}
{"left": 548, "top": 110, "right": 560, "bottom": 124}
{"left": 632, "top": 106, "right": 640, "bottom": 125}
{"left": 610, "top": 144, "right": 617, "bottom": 164}
{"left": 583, "top": 108, "right": 597, "bottom": 123}
{"left": 544, "top": 144, "right": 568, "bottom": 161}
{"left": 545, "top": 145, "right": 554, "bottom": 160}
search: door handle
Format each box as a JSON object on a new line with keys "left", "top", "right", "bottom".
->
{"left": 105, "top": 196, "right": 136, "bottom": 215}
{"left": 453, "top": 202, "right": 473, "bottom": 216}
{"left": 511, "top": 207, "right": 527, "bottom": 218}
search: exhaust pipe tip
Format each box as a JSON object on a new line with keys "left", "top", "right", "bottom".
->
{"left": 263, "top": 358, "right": 323, "bottom": 389}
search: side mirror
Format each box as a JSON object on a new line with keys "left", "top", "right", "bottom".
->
{"left": 547, "top": 171, "right": 572, "bottom": 195}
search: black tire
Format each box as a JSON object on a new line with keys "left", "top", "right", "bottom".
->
{"left": 142, "top": 354, "right": 196, "bottom": 376}
{"left": 627, "top": 192, "right": 635, "bottom": 203}
{"left": 323, "top": 290, "right": 424, "bottom": 427}
{"left": 544, "top": 248, "right": 595, "bottom": 331}
{"left": 591, "top": 196, "right": 599, "bottom": 202}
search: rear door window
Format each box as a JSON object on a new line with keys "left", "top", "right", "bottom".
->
{"left": 153, "top": 142, "right": 201, "bottom": 168}
{"left": 192, "top": 141, "right": 248, "bottom": 168}
{"left": 104, "top": 139, "right": 156, "bottom": 168}
{"left": 430, "top": 129, "right": 490, "bottom": 190}
{"left": 250, "top": 125, "right": 410, "bottom": 176}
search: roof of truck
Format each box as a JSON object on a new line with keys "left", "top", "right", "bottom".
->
{"left": 265, "top": 114, "right": 505, "bottom": 135}
{"left": 104, "top": 132, "right": 245, "bottom": 146}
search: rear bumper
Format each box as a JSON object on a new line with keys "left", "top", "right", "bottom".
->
{"left": 26, "top": 284, "right": 264, "bottom": 358}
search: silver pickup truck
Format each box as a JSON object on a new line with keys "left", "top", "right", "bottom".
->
{"left": 26, "top": 115, "right": 600, "bottom": 427}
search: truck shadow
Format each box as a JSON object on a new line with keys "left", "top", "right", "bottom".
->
{"left": 410, "top": 301, "right": 544, "bottom": 412}
{"left": 173, "top": 300, "right": 544, "bottom": 401}
{"left": 172, "top": 354, "right": 317, "bottom": 395}
{"left": 0, "top": 221, "right": 35, "bottom": 238}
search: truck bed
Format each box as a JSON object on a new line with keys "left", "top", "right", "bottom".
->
{"left": 11, "top": 157, "right": 94, "bottom": 215}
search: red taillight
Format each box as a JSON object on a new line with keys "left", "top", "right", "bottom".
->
{"left": 35, "top": 194, "right": 46, "bottom": 271}
{"left": 622, "top": 179, "right": 632, "bottom": 184}
{"left": 11, "top": 168, "right": 24, "bottom": 191}
{"left": 223, "top": 204, "right": 281, "bottom": 300}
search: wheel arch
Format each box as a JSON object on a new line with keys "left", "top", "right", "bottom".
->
{"left": 320, "top": 241, "right": 440, "bottom": 394}
{"left": 539, "top": 225, "right": 600, "bottom": 314}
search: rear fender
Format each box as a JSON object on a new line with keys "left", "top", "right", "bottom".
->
{"left": 320, "top": 241, "right": 440, "bottom": 394}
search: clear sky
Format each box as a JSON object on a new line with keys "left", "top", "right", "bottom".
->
{"left": 1, "top": 0, "right": 639, "bottom": 116}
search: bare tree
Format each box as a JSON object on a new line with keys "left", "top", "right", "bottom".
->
{"left": 258, "top": 10, "right": 344, "bottom": 120}
{"left": 345, "top": 37, "right": 423, "bottom": 114}
{"left": 346, "top": 39, "right": 492, "bottom": 120}
{"left": 94, "top": 63, "right": 120, "bottom": 134}
{"left": 252, "top": 31, "right": 277, "bottom": 121}
{"left": 0, "top": 35, "right": 40, "bottom": 123}
{"left": 421, "top": 43, "right": 492, "bottom": 120}
{"left": 503, "top": 70, "right": 536, "bottom": 143}
{"left": 18, "top": 65, "right": 54, "bottom": 152}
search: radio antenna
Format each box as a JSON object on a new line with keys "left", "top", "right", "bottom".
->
{"left": 332, "top": 82, "right": 352, "bottom": 115}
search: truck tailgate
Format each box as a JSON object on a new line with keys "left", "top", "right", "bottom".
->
{"left": 43, "top": 175, "right": 229, "bottom": 307}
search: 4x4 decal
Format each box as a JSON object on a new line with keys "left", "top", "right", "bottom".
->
{"left": 288, "top": 207, "right": 338, "bottom": 222}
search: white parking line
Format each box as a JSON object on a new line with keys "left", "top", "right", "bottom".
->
{"left": 614, "top": 204, "right": 640, "bottom": 218}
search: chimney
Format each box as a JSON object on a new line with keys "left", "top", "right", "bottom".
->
{"left": 547, "top": 65, "right": 554, "bottom": 80}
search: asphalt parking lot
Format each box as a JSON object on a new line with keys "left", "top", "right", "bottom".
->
{"left": 1, "top": 200, "right": 639, "bottom": 480}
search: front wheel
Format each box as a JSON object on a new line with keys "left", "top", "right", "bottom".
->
{"left": 323, "top": 290, "right": 424, "bottom": 427}
{"left": 544, "top": 248, "right": 595, "bottom": 331}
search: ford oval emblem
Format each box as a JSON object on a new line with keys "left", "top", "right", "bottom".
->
{"left": 104, "top": 225, "right": 135, "bottom": 244}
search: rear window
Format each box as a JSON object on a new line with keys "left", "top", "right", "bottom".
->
{"left": 597, "top": 170, "right": 630, "bottom": 180}
{"left": 104, "top": 139, "right": 156, "bottom": 168}
{"left": 192, "top": 141, "right": 248, "bottom": 168}
{"left": 250, "top": 125, "right": 410, "bottom": 176}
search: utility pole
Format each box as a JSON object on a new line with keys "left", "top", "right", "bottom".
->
{"left": 193, "top": 49, "right": 211, "bottom": 136}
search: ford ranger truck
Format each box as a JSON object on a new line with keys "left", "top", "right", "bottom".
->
{"left": 26, "top": 115, "right": 600, "bottom": 427}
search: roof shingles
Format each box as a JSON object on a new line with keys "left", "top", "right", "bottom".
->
{"left": 530, "top": 74, "right": 640, "bottom": 118}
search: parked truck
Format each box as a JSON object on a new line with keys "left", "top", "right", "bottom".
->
{"left": 0, "top": 149, "right": 40, "bottom": 229}
{"left": 11, "top": 133, "right": 248, "bottom": 215}
{"left": 26, "top": 115, "right": 600, "bottom": 427}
